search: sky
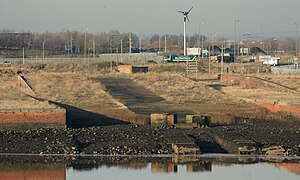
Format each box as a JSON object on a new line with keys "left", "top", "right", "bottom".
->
{"left": 0, "top": 0, "right": 299, "bottom": 37}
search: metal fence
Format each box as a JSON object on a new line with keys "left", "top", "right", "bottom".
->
{"left": 271, "top": 64, "right": 300, "bottom": 74}
{"left": 5, "top": 53, "right": 164, "bottom": 65}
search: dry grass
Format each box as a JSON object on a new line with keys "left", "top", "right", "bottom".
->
{"left": 255, "top": 74, "right": 300, "bottom": 91}
{"left": 26, "top": 72, "right": 121, "bottom": 109}
{"left": 0, "top": 76, "right": 54, "bottom": 109}
{"left": 223, "top": 85, "right": 300, "bottom": 107}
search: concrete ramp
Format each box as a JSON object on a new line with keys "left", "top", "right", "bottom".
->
{"left": 96, "top": 77, "right": 194, "bottom": 121}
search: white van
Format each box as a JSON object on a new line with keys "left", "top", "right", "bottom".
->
{"left": 262, "top": 57, "right": 280, "bottom": 66}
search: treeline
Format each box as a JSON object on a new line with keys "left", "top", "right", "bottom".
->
{"left": 0, "top": 28, "right": 297, "bottom": 56}
{"left": 0, "top": 29, "right": 208, "bottom": 55}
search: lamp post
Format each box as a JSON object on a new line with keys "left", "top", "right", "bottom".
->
{"left": 234, "top": 20, "right": 239, "bottom": 61}
{"left": 295, "top": 23, "right": 298, "bottom": 59}
{"left": 158, "top": 35, "right": 161, "bottom": 53}
{"left": 70, "top": 34, "right": 73, "bottom": 53}
{"left": 198, "top": 22, "right": 205, "bottom": 58}
{"left": 164, "top": 36, "right": 167, "bottom": 53}
{"left": 84, "top": 28, "right": 88, "bottom": 59}
{"left": 42, "top": 41, "right": 45, "bottom": 59}
{"left": 273, "top": 38, "right": 277, "bottom": 55}
{"left": 120, "top": 39, "right": 123, "bottom": 63}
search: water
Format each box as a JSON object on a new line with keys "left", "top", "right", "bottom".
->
{"left": 0, "top": 155, "right": 299, "bottom": 180}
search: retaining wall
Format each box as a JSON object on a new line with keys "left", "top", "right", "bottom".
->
{"left": 0, "top": 108, "right": 66, "bottom": 128}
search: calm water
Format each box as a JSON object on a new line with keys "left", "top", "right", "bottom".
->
{"left": 0, "top": 155, "right": 299, "bottom": 180}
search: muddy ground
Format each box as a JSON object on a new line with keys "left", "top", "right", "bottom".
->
{"left": 0, "top": 120, "right": 299, "bottom": 156}
{"left": 0, "top": 62, "right": 300, "bottom": 157}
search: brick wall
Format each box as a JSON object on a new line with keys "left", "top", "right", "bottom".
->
{"left": 0, "top": 109, "right": 66, "bottom": 128}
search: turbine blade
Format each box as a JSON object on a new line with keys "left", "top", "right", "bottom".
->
{"left": 188, "top": 7, "right": 193, "bottom": 13}
{"left": 178, "top": 11, "right": 184, "bottom": 14}
{"left": 187, "top": 16, "right": 190, "bottom": 23}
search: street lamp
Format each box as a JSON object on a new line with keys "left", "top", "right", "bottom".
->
{"left": 295, "top": 23, "right": 298, "bottom": 59}
{"left": 234, "top": 20, "right": 239, "bottom": 61}
{"left": 42, "top": 41, "right": 45, "bottom": 59}
{"left": 198, "top": 22, "right": 205, "bottom": 58}
{"left": 273, "top": 38, "right": 277, "bottom": 55}
{"left": 84, "top": 28, "right": 88, "bottom": 59}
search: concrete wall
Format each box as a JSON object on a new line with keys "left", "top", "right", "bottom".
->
{"left": 150, "top": 113, "right": 177, "bottom": 125}
{"left": 117, "top": 65, "right": 148, "bottom": 74}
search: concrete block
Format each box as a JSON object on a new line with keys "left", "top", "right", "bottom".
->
{"left": 172, "top": 143, "right": 200, "bottom": 155}
{"left": 117, "top": 65, "right": 148, "bottom": 74}
{"left": 186, "top": 115, "right": 211, "bottom": 126}
{"left": 261, "top": 146, "right": 287, "bottom": 156}
{"left": 150, "top": 113, "right": 177, "bottom": 125}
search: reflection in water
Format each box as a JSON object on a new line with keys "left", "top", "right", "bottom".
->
{"left": 151, "top": 163, "right": 178, "bottom": 173}
{"left": 276, "top": 163, "right": 300, "bottom": 175}
{"left": 0, "top": 155, "right": 299, "bottom": 179}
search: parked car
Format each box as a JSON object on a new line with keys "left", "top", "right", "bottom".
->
{"left": 0, "top": 60, "right": 12, "bottom": 65}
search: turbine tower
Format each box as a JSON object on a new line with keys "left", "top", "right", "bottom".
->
{"left": 178, "top": 7, "right": 193, "bottom": 56}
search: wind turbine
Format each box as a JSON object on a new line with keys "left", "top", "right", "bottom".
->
{"left": 178, "top": 7, "right": 193, "bottom": 56}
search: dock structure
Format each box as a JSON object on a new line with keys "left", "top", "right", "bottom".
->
{"left": 214, "top": 135, "right": 257, "bottom": 155}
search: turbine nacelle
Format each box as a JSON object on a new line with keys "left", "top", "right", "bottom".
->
{"left": 178, "top": 7, "right": 193, "bottom": 22}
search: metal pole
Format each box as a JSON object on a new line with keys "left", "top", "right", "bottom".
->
{"left": 158, "top": 35, "right": 161, "bottom": 52}
{"left": 164, "top": 36, "right": 167, "bottom": 53}
{"left": 70, "top": 34, "right": 73, "bottom": 53}
{"left": 184, "top": 20, "right": 187, "bottom": 56}
{"left": 234, "top": 20, "right": 239, "bottom": 61}
{"left": 198, "top": 23, "right": 201, "bottom": 58}
{"left": 129, "top": 33, "right": 132, "bottom": 53}
{"left": 68, "top": 40, "right": 70, "bottom": 58}
{"left": 93, "top": 39, "right": 96, "bottom": 59}
{"left": 42, "top": 41, "right": 45, "bottom": 59}
{"left": 139, "top": 36, "right": 142, "bottom": 53}
{"left": 295, "top": 23, "right": 298, "bottom": 59}
{"left": 84, "top": 29, "right": 87, "bottom": 59}
{"left": 23, "top": 47, "right": 25, "bottom": 64}
{"left": 200, "top": 22, "right": 204, "bottom": 58}
{"left": 208, "top": 46, "right": 211, "bottom": 74}
{"left": 221, "top": 45, "right": 224, "bottom": 74}
{"left": 121, "top": 39, "right": 123, "bottom": 63}
{"left": 212, "top": 34, "right": 214, "bottom": 56}
{"left": 201, "top": 34, "right": 204, "bottom": 59}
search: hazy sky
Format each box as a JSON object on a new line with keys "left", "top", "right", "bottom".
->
{"left": 1, "top": 0, "right": 299, "bottom": 36}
